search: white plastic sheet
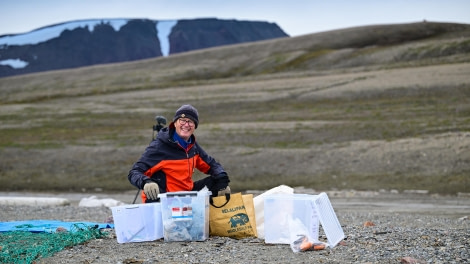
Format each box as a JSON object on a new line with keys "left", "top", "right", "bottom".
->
{"left": 79, "top": 195, "right": 125, "bottom": 207}
{"left": 0, "top": 197, "right": 70, "bottom": 206}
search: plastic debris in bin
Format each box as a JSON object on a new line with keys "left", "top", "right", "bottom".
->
{"left": 111, "top": 203, "right": 163, "bottom": 243}
{"left": 263, "top": 192, "right": 344, "bottom": 248}
{"left": 159, "top": 190, "right": 210, "bottom": 242}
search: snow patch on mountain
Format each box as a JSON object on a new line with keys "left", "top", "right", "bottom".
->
{"left": 0, "top": 19, "right": 177, "bottom": 58}
{"left": 0, "top": 58, "right": 28, "bottom": 69}
{"left": 0, "top": 19, "right": 129, "bottom": 46}
{"left": 157, "top": 20, "right": 177, "bottom": 56}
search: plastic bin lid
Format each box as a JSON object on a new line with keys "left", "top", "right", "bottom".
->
{"left": 158, "top": 190, "right": 211, "bottom": 198}
{"left": 159, "top": 191, "right": 198, "bottom": 198}
{"left": 314, "top": 192, "right": 345, "bottom": 248}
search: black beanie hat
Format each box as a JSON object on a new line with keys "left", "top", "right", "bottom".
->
{"left": 173, "top": 104, "right": 199, "bottom": 128}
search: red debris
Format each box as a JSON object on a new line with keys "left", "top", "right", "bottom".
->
{"left": 56, "top": 227, "right": 67, "bottom": 233}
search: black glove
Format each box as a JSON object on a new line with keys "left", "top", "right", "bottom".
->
{"left": 213, "top": 174, "right": 230, "bottom": 191}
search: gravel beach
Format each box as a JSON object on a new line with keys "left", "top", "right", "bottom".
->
{"left": 1, "top": 190, "right": 469, "bottom": 264}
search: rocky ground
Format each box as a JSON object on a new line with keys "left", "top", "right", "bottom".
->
{"left": 0, "top": 189, "right": 469, "bottom": 263}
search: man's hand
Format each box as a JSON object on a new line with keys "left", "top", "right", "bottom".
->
{"left": 143, "top": 182, "right": 160, "bottom": 200}
{"left": 213, "top": 174, "right": 230, "bottom": 196}
{"left": 214, "top": 174, "right": 230, "bottom": 190}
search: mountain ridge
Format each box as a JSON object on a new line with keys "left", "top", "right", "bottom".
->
{"left": 0, "top": 18, "right": 288, "bottom": 78}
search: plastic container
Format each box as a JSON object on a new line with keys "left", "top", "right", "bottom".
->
{"left": 158, "top": 190, "right": 210, "bottom": 242}
{"left": 263, "top": 192, "right": 344, "bottom": 248}
{"left": 253, "top": 185, "right": 294, "bottom": 239}
{"left": 111, "top": 203, "right": 163, "bottom": 243}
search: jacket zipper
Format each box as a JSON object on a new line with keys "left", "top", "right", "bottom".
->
{"left": 186, "top": 151, "right": 195, "bottom": 178}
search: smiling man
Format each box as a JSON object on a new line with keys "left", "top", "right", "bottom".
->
{"left": 128, "top": 104, "right": 231, "bottom": 203}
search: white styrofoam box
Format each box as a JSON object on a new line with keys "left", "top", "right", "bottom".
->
{"left": 263, "top": 192, "right": 344, "bottom": 248}
{"left": 111, "top": 202, "right": 163, "bottom": 243}
{"left": 158, "top": 190, "right": 210, "bottom": 242}
{"left": 253, "top": 185, "right": 294, "bottom": 239}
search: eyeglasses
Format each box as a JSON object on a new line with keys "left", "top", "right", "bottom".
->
{"left": 178, "top": 118, "right": 195, "bottom": 127}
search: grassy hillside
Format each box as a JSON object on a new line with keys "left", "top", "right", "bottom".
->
{"left": 0, "top": 22, "right": 469, "bottom": 195}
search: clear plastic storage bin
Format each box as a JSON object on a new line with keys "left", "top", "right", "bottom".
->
{"left": 158, "top": 190, "right": 210, "bottom": 242}
{"left": 111, "top": 203, "right": 163, "bottom": 243}
{"left": 264, "top": 192, "right": 344, "bottom": 248}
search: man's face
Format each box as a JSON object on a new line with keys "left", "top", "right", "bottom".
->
{"left": 175, "top": 118, "right": 195, "bottom": 141}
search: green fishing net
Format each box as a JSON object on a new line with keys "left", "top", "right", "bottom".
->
{"left": 0, "top": 223, "right": 108, "bottom": 264}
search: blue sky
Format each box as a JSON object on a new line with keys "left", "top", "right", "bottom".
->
{"left": 1, "top": 0, "right": 469, "bottom": 37}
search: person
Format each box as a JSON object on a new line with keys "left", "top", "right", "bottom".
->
{"left": 128, "top": 104, "right": 231, "bottom": 203}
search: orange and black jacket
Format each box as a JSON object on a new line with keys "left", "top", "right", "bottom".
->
{"left": 128, "top": 124, "right": 226, "bottom": 202}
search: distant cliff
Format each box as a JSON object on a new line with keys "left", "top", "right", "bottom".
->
{"left": 0, "top": 18, "right": 288, "bottom": 78}
{"left": 169, "top": 18, "right": 287, "bottom": 54}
